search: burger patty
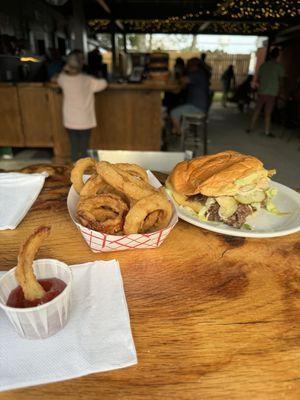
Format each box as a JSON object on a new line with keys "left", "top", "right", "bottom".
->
{"left": 226, "top": 205, "right": 253, "bottom": 228}
{"left": 206, "top": 203, "right": 253, "bottom": 228}
{"left": 188, "top": 193, "right": 208, "bottom": 203}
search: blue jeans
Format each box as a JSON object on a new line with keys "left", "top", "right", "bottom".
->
{"left": 67, "top": 129, "right": 91, "bottom": 162}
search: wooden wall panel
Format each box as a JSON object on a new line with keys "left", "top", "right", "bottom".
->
{"left": 0, "top": 84, "right": 24, "bottom": 146}
{"left": 91, "top": 90, "right": 161, "bottom": 151}
{"left": 18, "top": 84, "right": 53, "bottom": 147}
{"left": 47, "top": 87, "right": 70, "bottom": 160}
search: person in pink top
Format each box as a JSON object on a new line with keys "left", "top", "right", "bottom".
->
{"left": 56, "top": 50, "right": 107, "bottom": 161}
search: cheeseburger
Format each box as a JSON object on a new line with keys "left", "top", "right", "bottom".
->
{"left": 166, "top": 151, "right": 277, "bottom": 229}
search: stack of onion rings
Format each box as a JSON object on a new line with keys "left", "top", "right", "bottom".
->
{"left": 72, "top": 159, "right": 173, "bottom": 235}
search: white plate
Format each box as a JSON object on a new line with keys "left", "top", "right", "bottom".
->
{"left": 170, "top": 181, "right": 300, "bottom": 238}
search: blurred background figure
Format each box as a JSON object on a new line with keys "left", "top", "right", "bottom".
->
{"left": 163, "top": 57, "right": 186, "bottom": 113}
{"left": 55, "top": 49, "right": 107, "bottom": 161}
{"left": 200, "top": 52, "right": 213, "bottom": 110}
{"left": 170, "top": 57, "right": 209, "bottom": 135}
{"left": 247, "top": 47, "right": 285, "bottom": 137}
{"left": 46, "top": 48, "right": 64, "bottom": 81}
{"left": 231, "top": 74, "right": 253, "bottom": 113}
{"left": 199, "top": 53, "right": 212, "bottom": 81}
{"left": 87, "top": 47, "right": 107, "bottom": 79}
{"left": 221, "top": 64, "right": 235, "bottom": 107}
{"left": 173, "top": 57, "right": 186, "bottom": 80}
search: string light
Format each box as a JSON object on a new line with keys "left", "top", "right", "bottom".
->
{"left": 88, "top": 0, "right": 299, "bottom": 34}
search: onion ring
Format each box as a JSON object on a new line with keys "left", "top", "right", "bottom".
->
{"left": 80, "top": 174, "right": 110, "bottom": 198}
{"left": 115, "top": 163, "right": 148, "bottom": 182}
{"left": 142, "top": 210, "right": 161, "bottom": 232}
{"left": 77, "top": 193, "right": 129, "bottom": 234}
{"left": 15, "top": 226, "right": 51, "bottom": 301}
{"left": 80, "top": 174, "right": 131, "bottom": 206}
{"left": 96, "top": 161, "right": 155, "bottom": 201}
{"left": 123, "top": 193, "right": 172, "bottom": 234}
{"left": 71, "top": 157, "right": 96, "bottom": 194}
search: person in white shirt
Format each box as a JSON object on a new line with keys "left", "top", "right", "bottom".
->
{"left": 56, "top": 50, "right": 107, "bottom": 161}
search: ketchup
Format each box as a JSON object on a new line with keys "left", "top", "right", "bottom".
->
{"left": 6, "top": 278, "right": 67, "bottom": 308}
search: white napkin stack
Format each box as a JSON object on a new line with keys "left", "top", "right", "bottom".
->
{"left": 0, "top": 172, "right": 47, "bottom": 230}
{"left": 0, "top": 260, "right": 137, "bottom": 392}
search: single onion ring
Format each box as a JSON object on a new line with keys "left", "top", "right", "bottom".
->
{"left": 71, "top": 157, "right": 96, "bottom": 194}
{"left": 80, "top": 174, "right": 131, "bottom": 206}
{"left": 142, "top": 210, "right": 161, "bottom": 232}
{"left": 15, "top": 226, "right": 51, "bottom": 301}
{"left": 77, "top": 193, "right": 129, "bottom": 235}
{"left": 96, "top": 161, "right": 156, "bottom": 201}
{"left": 123, "top": 193, "right": 172, "bottom": 234}
{"left": 115, "top": 163, "right": 148, "bottom": 182}
{"left": 80, "top": 174, "right": 110, "bottom": 198}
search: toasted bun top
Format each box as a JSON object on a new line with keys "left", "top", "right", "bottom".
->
{"left": 169, "top": 151, "right": 268, "bottom": 197}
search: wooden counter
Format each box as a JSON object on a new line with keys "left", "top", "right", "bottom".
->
{"left": 1, "top": 165, "right": 300, "bottom": 399}
{"left": 0, "top": 81, "right": 178, "bottom": 159}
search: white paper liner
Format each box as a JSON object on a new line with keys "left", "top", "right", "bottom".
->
{"left": 67, "top": 171, "right": 178, "bottom": 252}
{"left": 0, "top": 259, "right": 72, "bottom": 339}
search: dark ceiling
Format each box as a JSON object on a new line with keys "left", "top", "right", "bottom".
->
{"left": 83, "top": 0, "right": 300, "bottom": 36}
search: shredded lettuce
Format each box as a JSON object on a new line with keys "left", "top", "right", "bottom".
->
{"left": 265, "top": 200, "right": 290, "bottom": 216}
{"left": 197, "top": 206, "right": 208, "bottom": 221}
{"left": 235, "top": 170, "right": 268, "bottom": 187}
{"left": 251, "top": 202, "right": 261, "bottom": 211}
{"left": 265, "top": 187, "right": 278, "bottom": 199}
{"left": 243, "top": 223, "right": 252, "bottom": 230}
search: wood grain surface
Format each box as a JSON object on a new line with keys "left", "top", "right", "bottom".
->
{"left": 1, "top": 165, "right": 300, "bottom": 400}
{"left": 0, "top": 85, "right": 24, "bottom": 146}
{"left": 18, "top": 85, "right": 54, "bottom": 147}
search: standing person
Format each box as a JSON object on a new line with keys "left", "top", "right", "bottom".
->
{"left": 87, "top": 47, "right": 105, "bottom": 78}
{"left": 46, "top": 48, "right": 64, "bottom": 81}
{"left": 163, "top": 58, "right": 186, "bottom": 113}
{"left": 200, "top": 53, "right": 214, "bottom": 110}
{"left": 55, "top": 50, "right": 107, "bottom": 161}
{"left": 170, "top": 57, "right": 209, "bottom": 135}
{"left": 221, "top": 65, "right": 235, "bottom": 107}
{"left": 200, "top": 53, "right": 212, "bottom": 81}
{"left": 173, "top": 57, "right": 186, "bottom": 80}
{"left": 247, "top": 47, "right": 285, "bottom": 137}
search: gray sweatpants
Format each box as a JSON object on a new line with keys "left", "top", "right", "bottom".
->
{"left": 66, "top": 129, "right": 91, "bottom": 162}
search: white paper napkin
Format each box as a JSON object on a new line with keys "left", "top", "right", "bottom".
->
{"left": 0, "top": 172, "right": 47, "bottom": 230}
{"left": 0, "top": 260, "right": 137, "bottom": 392}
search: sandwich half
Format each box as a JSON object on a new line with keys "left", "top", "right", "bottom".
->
{"left": 166, "top": 151, "right": 277, "bottom": 229}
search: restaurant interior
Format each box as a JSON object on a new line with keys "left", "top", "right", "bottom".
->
{"left": 0, "top": 0, "right": 299, "bottom": 179}
{"left": 0, "top": 1, "right": 300, "bottom": 399}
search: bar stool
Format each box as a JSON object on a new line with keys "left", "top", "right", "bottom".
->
{"left": 180, "top": 112, "right": 207, "bottom": 155}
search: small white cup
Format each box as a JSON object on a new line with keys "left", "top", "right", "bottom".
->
{"left": 0, "top": 259, "right": 72, "bottom": 340}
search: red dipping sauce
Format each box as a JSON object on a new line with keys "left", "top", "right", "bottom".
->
{"left": 6, "top": 278, "right": 67, "bottom": 308}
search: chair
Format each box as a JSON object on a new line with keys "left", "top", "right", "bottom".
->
{"left": 87, "top": 150, "right": 192, "bottom": 173}
{"left": 180, "top": 112, "right": 207, "bottom": 155}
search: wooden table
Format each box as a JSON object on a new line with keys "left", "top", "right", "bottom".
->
{"left": 1, "top": 165, "right": 300, "bottom": 400}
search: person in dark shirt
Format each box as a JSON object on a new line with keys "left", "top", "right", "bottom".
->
{"left": 221, "top": 64, "right": 235, "bottom": 107}
{"left": 46, "top": 48, "right": 64, "bottom": 80}
{"left": 170, "top": 57, "right": 209, "bottom": 134}
{"left": 200, "top": 53, "right": 212, "bottom": 81}
{"left": 173, "top": 57, "right": 186, "bottom": 80}
{"left": 87, "top": 48, "right": 106, "bottom": 78}
{"left": 231, "top": 74, "right": 253, "bottom": 112}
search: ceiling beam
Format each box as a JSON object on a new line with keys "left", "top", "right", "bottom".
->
{"left": 199, "top": 21, "right": 211, "bottom": 31}
{"left": 95, "top": 0, "right": 124, "bottom": 30}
